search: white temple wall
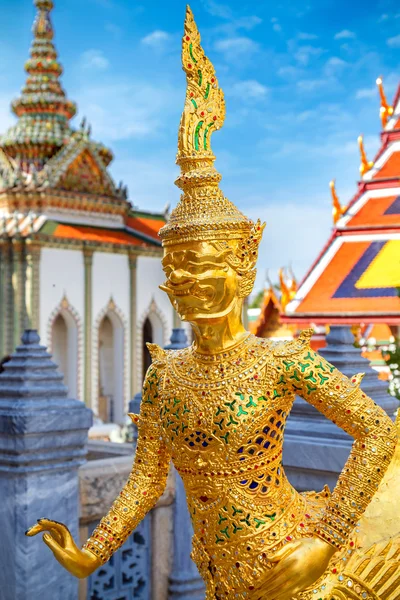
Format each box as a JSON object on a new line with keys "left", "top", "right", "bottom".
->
{"left": 39, "top": 247, "right": 85, "bottom": 400}
{"left": 136, "top": 256, "right": 172, "bottom": 339}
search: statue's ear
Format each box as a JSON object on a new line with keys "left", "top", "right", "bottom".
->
{"left": 238, "top": 269, "right": 257, "bottom": 298}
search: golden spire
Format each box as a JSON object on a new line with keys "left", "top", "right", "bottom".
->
{"left": 376, "top": 76, "right": 394, "bottom": 128}
{"left": 358, "top": 135, "right": 374, "bottom": 176}
{"left": 159, "top": 6, "right": 264, "bottom": 251}
{"left": 329, "top": 179, "right": 347, "bottom": 224}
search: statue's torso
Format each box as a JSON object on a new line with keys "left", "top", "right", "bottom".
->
{"left": 157, "top": 335, "right": 328, "bottom": 595}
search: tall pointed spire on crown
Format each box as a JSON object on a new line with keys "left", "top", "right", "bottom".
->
{"left": 159, "top": 6, "right": 263, "bottom": 248}
{"left": 0, "top": 0, "right": 77, "bottom": 170}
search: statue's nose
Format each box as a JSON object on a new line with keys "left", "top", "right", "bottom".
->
{"left": 169, "top": 269, "right": 193, "bottom": 285}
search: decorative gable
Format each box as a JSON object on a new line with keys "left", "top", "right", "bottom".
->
{"left": 57, "top": 149, "right": 115, "bottom": 196}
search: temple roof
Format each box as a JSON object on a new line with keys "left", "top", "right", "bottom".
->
{"left": 0, "top": 0, "right": 117, "bottom": 207}
{"left": 0, "top": 210, "right": 165, "bottom": 251}
{"left": 284, "top": 78, "right": 400, "bottom": 325}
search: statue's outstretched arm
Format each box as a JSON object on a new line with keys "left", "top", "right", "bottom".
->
{"left": 285, "top": 331, "right": 398, "bottom": 550}
{"left": 27, "top": 358, "right": 171, "bottom": 577}
{"left": 83, "top": 360, "right": 171, "bottom": 564}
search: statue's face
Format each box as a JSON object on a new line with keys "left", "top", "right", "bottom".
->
{"left": 160, "top": 241, "right": 239, "bottom": 322}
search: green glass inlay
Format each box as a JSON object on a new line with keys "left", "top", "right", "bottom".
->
{"left": 198, "top": 69, "right": 202, "bottom": 86}
{"left": 189, "top": 43, "right": 197, "bottom": 63}
{"left": 318, "top": 373, "right": 329, "bottom": 385}
{"left": 220, "top": 526, "right": 230, "bottom": 539}
{"left": 190, "top": 98, "right": 198, "bottom": 109}
{"left": 254, "top": 518, "right": 266, "bottom": 528}
{"left": 203, "top": 122, "right": 214, "bottom": 150}
{"left": 290, "top": 370, "right": 301, "bottom": 382}
{"left": 232, "top": 506, "right": 243, "bottom": 516}
{"left": 227, "top": 414, "right": 239, "bottom": 426}
{"left": 298, "top": 362, "right": 311, "bottom": 373}
{"left": 304, "top": 351, "right": 315, "bottom": 362}
{"left": 220, "top": 432, "right": 230, "bottom": 444}
{"left": 240, "top": 514, "right": 251, "bottom": 526}
{"left": 194, "top": 120, "right": 204, "bottom": 150}
{"left": 214, "top": 418, "right": 224, "bottom": 430}
{"left": 215, "top": 406, "right": 225, "bottom": 416}
{"left": 266, "top": 512, "right": 277, "bottom": 521}
{"left": 315, "top": 361, "right": 327, "bottom": 371}
{"left": 273, "top": 389, "right": 281, "bottom": 399}
{"left": 304, "top": 371, "right": 317, "bottom": 383}
{"left": 183, "top": 404, "right": 190, "bottom": 414}
{"left": 233, "top": 523, "right": 243, "bottom": 534}
{"left": 237, "top": 405, "right": 249, "bottom": 417}
{"left": 204, "top": 82, "right": 210, "bottom": 99}
{"left": 173, "top": 397, "right": 181, "bottom": 406}
{"left": 306, "top": 383, "right": 317, "bottom": 394}
{"left": 246, "top": 396, "right": 257, "bottom": 408}
{"left": 225, "top": 399, "right": 236, "bottom": 411}
{"left": 235, "top": 393, "right": 245, "bottom": 400}
{"left": 218, "top": 513, "right": 228, "bottom": 525}
{"left": 215, "top": 534, "right": 224, "bottom": 544}
{"left": 277, "top": 374, "right": 286, "bottom": 384}
{"left": 283, "top": 360, "right": 295, "bottom": 371}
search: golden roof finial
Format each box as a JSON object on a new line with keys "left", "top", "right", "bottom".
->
{"left": 376, "top": 76, "right": 394, "bottom": 128}
{"left": 329, "top": 179, "right": 347, "bottom": 224}
{"left": 358, "top": 135, "right": 374, "bottom": 176}
{"left": 159, "top": 5, "right": 265, "bottom": 253}
{"left": 278, "top": 267, "right": 296, "bottom": 311}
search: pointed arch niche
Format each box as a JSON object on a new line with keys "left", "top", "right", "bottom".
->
{"left": 93, "top": 298, "right": 128, "bottom": 424}
{"left": 47, "top": 295, "right": 83, "bottom": 400}
{"left": 137, "top": 299, "right": 169, "bottom": 387}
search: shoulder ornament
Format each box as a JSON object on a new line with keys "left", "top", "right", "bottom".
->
{"left": 146, "top": 343, "right": 167, "bottom": 365}
{"left": 272, "top": 328, "right": 314, "bottom": 357}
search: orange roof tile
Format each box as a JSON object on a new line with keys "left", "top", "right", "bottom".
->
{"left": 126, "top": 214, "right": 165, "bottom": 242}
{"left": 292, "top": 238, "right": 400, "bottom": 317}
{"left": 373, "top": 150, "right": 400, "bottom": 179}
{"left": 53, "top": 224, "right": 150, "bottom": 246}
{"left": 346, "top": 195, "right": 400, "bottom": 227}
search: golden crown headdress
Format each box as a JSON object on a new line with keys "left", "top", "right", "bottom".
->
{"left": 159, "top": 6, "right": 265, "bottom": 285}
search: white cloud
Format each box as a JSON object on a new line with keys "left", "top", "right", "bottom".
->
{"left": 273, "top": 23, "right": 282, "bottom": 32}
{"left": 105, "top": 22, "right": 122, "bottom": 38}
{"left": 379, "top": 13, "right": 389, "bottom": 22}
{"left": 215, "top": 36, "right": 259, "bottom": 57}
{"left": 298, "top": 32, "right": 318, "bottom": 40}
{"left": 141, "top": 30, "right": 171, "bottom": 48}
{"left": 334, "top": 29, "right": 356, "bottom": 40}
{"left": 277, "top": 65, "right": 302, "bottom": 79}
{"left": 387, "top": 34, "right": 400, "bottom": 48}
{"left": 324, "top": 56, "right": 348, "bottom": 75}
{"left": 72, "top": 80, "right": 179, "bottom": 142}
{"left": 294, "top": 45, "right": 324, "bottom": 66}
{"left": 229, "top": 80, "right": 269, "bottom": 99}
{"left": 297, "top": 78, "right": 329, "bottom": 92}
{"left": 81, "top": 49, "right": 109, "bottom": 70}
{"left": 355, "top": 87, "right": 376, "bottom": 100}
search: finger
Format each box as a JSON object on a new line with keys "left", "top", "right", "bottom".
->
{"left": 266, "top": 541, "right": 301, "bottom": 563}
{"left": 43, "top": 533, "right": 66, "bottom": 563}
{"left": 25, "top": 523, "right": 45, "bottom": 537}
{"left": 262, "top": 568, "right": 295, "bottom": 596}
{"left": 38, "top": 519, "right": 70, "bottom": 545}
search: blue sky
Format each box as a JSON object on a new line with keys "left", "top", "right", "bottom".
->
{"left": 0, "top": 0, "right": 399, "bottom": 293}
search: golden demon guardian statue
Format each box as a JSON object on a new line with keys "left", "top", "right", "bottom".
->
{"left": 27, "top": 7, "right": 400, "bottom": 600}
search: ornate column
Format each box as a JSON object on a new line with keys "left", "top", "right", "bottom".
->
{"left": 83, "top": 248, "right": 93, "bottom": 407}
{"left": 0, "top": 330, "right": 92, "bottom": 600}
{"left": 128, "top": 252, "right": 138, "bottom": 397}
{"left": 12, "top": 239, "right": 23, "bottom": 351}
{"left": 283, "top": 325, "right": 398, "bottom": 491}
{"left": 3, "top": 238, "right": 13, "bottom": 356}
{"left": 25, "top": 242, "right": 41, "bottom": 330}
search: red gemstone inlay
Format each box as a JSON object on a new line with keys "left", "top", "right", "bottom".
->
{"left": 200, "top": 496, "right": 209, "bottom": 502}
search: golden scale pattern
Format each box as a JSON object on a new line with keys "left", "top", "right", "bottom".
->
{"left": 84, "top": 331, "right": 397, "bottom": 599}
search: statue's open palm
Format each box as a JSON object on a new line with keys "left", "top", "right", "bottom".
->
{"left": 250, "top": 537, "right": 336, "bottom": 600}
{"left": 26, "top": 519, "right": 101, "bottom": 579}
